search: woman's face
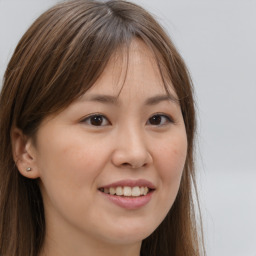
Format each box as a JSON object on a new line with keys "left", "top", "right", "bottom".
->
{"left": 31, "top": 40, "right": 187, "bottom": 247}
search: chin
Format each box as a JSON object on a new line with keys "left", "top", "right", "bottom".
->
{"left": 101, "top": 221, "right": 156, "bottom": 245}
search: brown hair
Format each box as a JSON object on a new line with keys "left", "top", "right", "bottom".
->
{"left": 0, "top": 0, "right": 205, "bottom": 255}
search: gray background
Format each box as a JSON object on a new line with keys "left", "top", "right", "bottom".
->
{"left": 0, "top": 0, "right": 255, "bottom": 255}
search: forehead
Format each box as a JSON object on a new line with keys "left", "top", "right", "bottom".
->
{"left": 83, "top": 39, "right": 178, "bottom": 101}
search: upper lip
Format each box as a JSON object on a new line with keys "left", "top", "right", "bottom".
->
{"left": 99, "top": 179, "right": 156, "bottom": 190}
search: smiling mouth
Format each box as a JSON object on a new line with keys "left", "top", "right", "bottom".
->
{"left": 98, "top": 186, "right": 153, "bottom": 197}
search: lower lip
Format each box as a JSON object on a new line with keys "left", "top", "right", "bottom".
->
{"left": 100, "top": 191, "right": 153, "bottom": 210}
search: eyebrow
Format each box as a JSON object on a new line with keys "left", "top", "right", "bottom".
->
{"left": 82, "top": 93, "right": 179, "bottom": 106}
{"left": 83, "top": 94, "right": 118, "bottom": 104}
{"left": 145, "top": 94, "right": 178, "bottom": 105}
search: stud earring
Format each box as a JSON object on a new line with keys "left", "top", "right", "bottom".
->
{"left": 26, "top": 167, "right": 32, "bottom": 172}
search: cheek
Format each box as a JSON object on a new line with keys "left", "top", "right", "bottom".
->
{"left": 154, "top": 134, "right": 187, "bottom": 208}
{"left": 37, "top": 135, "right": 111, "bottom": 219}
{"left": 38, "top": 131, "right": 109, "bottom": 184}
{"left": 157, "top": 149, "right": 186, "bottom": 195}
{"left": 156, "top": 136, "right": 187, "bottom": 180}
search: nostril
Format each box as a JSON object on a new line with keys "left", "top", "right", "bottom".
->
{"left": 122, "top": 162, "right": 147, "bottom": 169}
{"left": 121, "top": 162, "right": 141, "bottom": 169}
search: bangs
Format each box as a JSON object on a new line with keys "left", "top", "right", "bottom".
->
{"left": 10, "top": 0, "right": 191, "bottom": 138}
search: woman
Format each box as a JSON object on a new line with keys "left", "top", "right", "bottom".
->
{"left": 0, "top": 0, "right": 205, "bottom": 255}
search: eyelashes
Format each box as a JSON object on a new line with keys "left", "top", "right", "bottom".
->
{"left": 147, "top": 114, "right": 174, "bottom": 126}
{"left": 82, "top": 114, "right": 110, "bottom": 126}
{"left": 81, "top": 113, "right": 174, "bottom": 127}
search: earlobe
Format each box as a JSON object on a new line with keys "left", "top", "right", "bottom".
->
{"left": 11, "top": 127, "right": 40, "bottom": 179}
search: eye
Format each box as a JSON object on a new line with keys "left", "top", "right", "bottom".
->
{"left": 82, "top": 114, "right": 110, "bottom": 126}
{"left": 147, "top": 114, "right": 173, "bottom": 126}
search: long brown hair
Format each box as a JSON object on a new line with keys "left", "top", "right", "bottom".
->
{"left": 0, "top": 1, "right": 205, "bottom": 255}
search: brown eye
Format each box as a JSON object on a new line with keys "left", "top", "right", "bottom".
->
{"left": 83, "top": 115, "right": 110, "bottom": 126}
{"left": 147, "top": 114, "right": 172, "bottom": 126}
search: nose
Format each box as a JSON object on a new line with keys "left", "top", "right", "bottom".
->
{"left": 111, "top": 125, "right": 153, "bottom": 169}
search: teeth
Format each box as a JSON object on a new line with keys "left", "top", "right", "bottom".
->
{"left": 101, "top": 186, "right": 151, "bottom": 196}
{"left": 104, "top": 188, "right": 109, "bottom": 194}
{"left": 144, "top": 187, "right": 149, "bottom": 196}
{"left": 116, "top": 186, "right": 123, "bottom": 196}
{"left": 123, "top": 186, "right": 132, "bottom": 196}
{"left": 132, "top": 186, "right": 140, "bottom": 197}
{"left": 109, "top": 187, "right": 115, "bottom": 195}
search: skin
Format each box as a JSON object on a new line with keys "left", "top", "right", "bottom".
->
{"left": 13, "top": 40, "right": 187, "bottom": 256}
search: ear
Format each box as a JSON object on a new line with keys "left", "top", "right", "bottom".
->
{"left": 11, "top": 127, "right": 40, "bottom": 179}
